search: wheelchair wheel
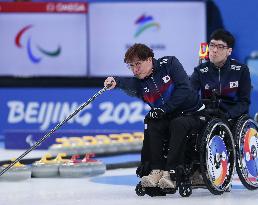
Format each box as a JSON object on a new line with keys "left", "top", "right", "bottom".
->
{"left": 234, "top": 115, "right": 258, "bottom": 190}
{"left": 199, "top": 118, "right": 235, "bottom": 195}
{"left": 135, "top": 183, "right": 166, "bottom": 197}
{"left": 178, "top": 176, "right": 192, "bottom": 197}
{"left": 135, "top": 182, "right": 146, "bottom": 196}
{"left": 179, "top": 184, "right": 192, "bottom": 197}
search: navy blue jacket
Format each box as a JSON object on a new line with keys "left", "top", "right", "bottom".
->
{"left": 115, "top": 56, "right": 201, "bottom": 115}
{"left": 191, "top": 57, "right": 251, "bottom": 119}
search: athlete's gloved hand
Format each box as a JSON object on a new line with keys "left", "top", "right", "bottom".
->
{"left": 104, "top": 77, "right": 116, "bottom": 90}
{"left": 148, "top": 108, "right": 165, "bottom": 119}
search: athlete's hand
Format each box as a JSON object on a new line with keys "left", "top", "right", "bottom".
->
{"left": 104, "top": 77, "right": 116, "bottom": 90}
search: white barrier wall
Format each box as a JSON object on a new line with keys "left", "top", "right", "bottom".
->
{"left": 0, "top": 2, "right": 88, "bottom": 76}
{"left": 89, "top": 2, "right": 206, "bottom": 76}
{"left": 0, "top": 1, "right": 206, "bottom": 77}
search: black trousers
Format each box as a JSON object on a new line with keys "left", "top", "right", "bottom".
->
{"left": 144, "top": 115, "right": 202, "bottom": 171}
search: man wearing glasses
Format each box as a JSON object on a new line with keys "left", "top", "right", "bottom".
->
{"left": 191, "top": 29, "right": 251, "bottom": 120}
{"left": 104, "top": 43, "right": 203, "bottom": 189}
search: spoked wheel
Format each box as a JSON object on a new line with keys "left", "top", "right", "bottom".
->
{"left": 200, "top": 118, "right": 235, "bottom": 195}
{"left": 179, "top": 181, "right": 192, "bottom": 197}
{"left": 234, "top": 116, "right": 258, "bottom": 190}
{"left": 135, "top": 182, "right": 146, "bottom": 196}
{"left": 177, "top": 166, "right": 192, "bottom": 197}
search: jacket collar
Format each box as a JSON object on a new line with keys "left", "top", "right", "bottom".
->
{"left": 142, "top": 58, "right": 157, "bottom": 80}
{"left": 152, "top": 58, "right": 158, "bottom": 73}
{"left": 209, "top": 57, "right": 231, "bottom": 71}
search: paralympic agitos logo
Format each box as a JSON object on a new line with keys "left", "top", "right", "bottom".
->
{"left": 15, "top": 25, "right": 61, "bottom": 64}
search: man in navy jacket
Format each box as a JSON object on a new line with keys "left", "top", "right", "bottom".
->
{"left": 104, "top": 43, "right": 203, "bottom": 189}
{"left": 191, "top": 29, "right": 251, "bottom": 120}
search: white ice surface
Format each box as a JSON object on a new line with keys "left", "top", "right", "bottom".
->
{"left": 0, "top": 167, "right": 256, "bottom": 205}
{"left": 0, "top": 149, "right": 257, "bottom": 205}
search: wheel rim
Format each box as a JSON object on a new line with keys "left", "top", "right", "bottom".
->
{"left": 206, "top": 122, "right": 235, "bottom": 191}
{"left": 238, "top": 119, "right": 258, "bottom": 187}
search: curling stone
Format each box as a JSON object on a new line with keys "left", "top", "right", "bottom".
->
{"left": 95, "top": 135, "right": 112, "bottom": 154}
{"left": 131, "top": 132, "right": 144, "bottom": 151}
{"left": 59, "top": 153, "right": 106, "bottom": 178}
{"left": 83, "top": 135, "right": 115, "bottom": 154}
{"left": 82, "top": 136, "right": 99, "bottom": 154}
{"left": 67, "top": 137, "right": 86, "bottom": 155}
{"left": 81, "top": 153, "right": 106, "bottom": 175}
{"left": 31, "top": 153, "right": 70, "bottom": 178}
{"left": 108, "top": 134, "right": 123, "bottom": 153}
{"left": 49, "top": 137, "right": 71, "bottom": 155}
{"left": 0, "top": 159, "right": 31, "bottom": 181}
{"left": 119, "top": 133, "right": 137, "bottom": 152}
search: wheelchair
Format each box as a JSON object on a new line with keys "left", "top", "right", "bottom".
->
{"left": 135, "top": 114, "right": 236, "bottom": 197}
{"left": 205, "top": 91, "right": 258, "bottom": 190}
{"left": 233, "top": 114, "right": 258, "bottom": 190}
{"left": 135, "top": 112, "right": 258, "bottom": 197}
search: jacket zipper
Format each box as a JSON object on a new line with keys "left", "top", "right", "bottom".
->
{"left": 151, "top": 76, "right": 165, "bottom": 105}
{"left": 218, "top": 69, "right": 221, "bottom": 107}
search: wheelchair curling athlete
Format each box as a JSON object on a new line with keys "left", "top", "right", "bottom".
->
{"left": 191, "top": 29, "right": 251, "bottom": 121}
{"left": 104, "top": 43, "right": 204, "bottom": 190}
{"left": 191, "top": 29, "right": 258, "bottom": 191}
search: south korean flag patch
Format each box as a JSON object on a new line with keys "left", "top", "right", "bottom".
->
{"left": 230, "top": 81, "right": 238, "bottom": 88}
{"left": 162, "top": 75, "right": 170, "bottom": 83}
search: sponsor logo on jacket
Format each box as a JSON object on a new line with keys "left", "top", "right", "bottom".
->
{"left": 200, "top": 66, "right": 209, "bottom": 73}
{"left": 231, "top": 65, "right": 241, "bottom": 71}
{"left": 144, "top": 87, "right": 150, "bottom": 93}
{"left": 160, "top": 58, "right": 168, "bottom": 65}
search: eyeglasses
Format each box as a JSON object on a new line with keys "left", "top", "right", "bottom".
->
{"left": 209, "top": 43, "right": 228, "bottom": 51}
{"left": 126, "top": 60, "right": 144, "bottom": 69}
